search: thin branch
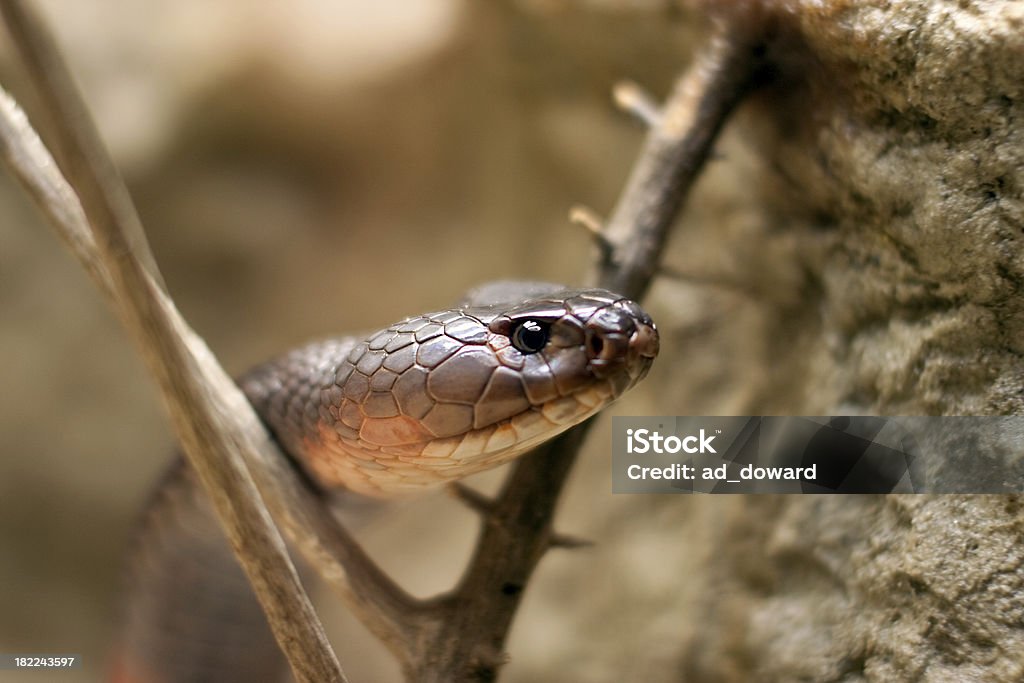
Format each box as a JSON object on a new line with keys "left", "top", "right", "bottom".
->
{"left": 395, "top": 17, "right": 768, "bottom": 683}
{"left": 547, "top": 532, "right": 595, "bottom": 551}
{"left": 599, "top": 23, "right": 765, "bottom": 299}
{"left": 0, "top": 83, "right": 348, "bottom": 683}
{"left": 0, "top": 0, "right": 164, "bottom": 289}
{"left": 419, "top": 426, "right": 593, "bottom": 683}
{"left": 568, "top": 203, "right": 607, "bottom": 237}
{"left": 613, "top": 80, "right": 663, "bottom": 127}
{"left": 0, "top": 87, "right": 113, "bottom": 294}
{"left": 449, "top": 483, "right": 497, "bottom": 515}
{"left": 0, "top": 2, "right": 357, "bottom": 680}
{"left": 569, "top": 203, "right": 614, "bottom": 266}
{"left": 0, "top": 74, "right": 422, "bottom": 666}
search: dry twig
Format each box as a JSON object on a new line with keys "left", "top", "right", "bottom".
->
{"left": 600, "top": 25, "right": 764, "bottom": 298}
{"left": 0, "top": 1, "right": 354, "bottom": 680}
{"left": 402, "top": 15, "right": 767, "bottom": 683}
{"left": 613, "top": 80, "right": 663, "bottom": 128}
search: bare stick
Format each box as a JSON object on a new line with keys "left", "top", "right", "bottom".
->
{"left": 613, "top": 80, "right": 662, "bottom": 127}
{"left": 0, "top": 0, "right": 164, "bottom": 289}
{"left": 0, "top": 28, "right": 434, "bottom": 679}
{"left": 418, "top": 426, "right": 592, "bottom": 682}
{"left": 0, "top": 0, "right": 476, "bottom": 673}
{"left": 599, "top": 24, "right": 764, "bottom": 299}
{"left": 399, "top": 18, "right": 767, "bottom": 683}
{"left": 569, "top": 204, "right": 614, "bottom": 265}
{"left": 0, "top": 2, "right": 354, "bottom": 679}
{"left": 0, "top": 88, "right": 113, "bottom": 294}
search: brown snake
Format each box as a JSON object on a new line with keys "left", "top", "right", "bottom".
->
{"left": 112, "top": 281, "right": 658, "bottom": 682}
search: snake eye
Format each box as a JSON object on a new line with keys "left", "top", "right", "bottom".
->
{"left": 510, "top": 320, "right": 549, "bottom": 354}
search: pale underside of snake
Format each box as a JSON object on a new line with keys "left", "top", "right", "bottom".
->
{"left": 111, "top": 281, "right": 659, "bottom": 683}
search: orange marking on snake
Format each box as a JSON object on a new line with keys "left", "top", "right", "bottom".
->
{"left": 359, "top": 414, "right": 433, "bottom": 447}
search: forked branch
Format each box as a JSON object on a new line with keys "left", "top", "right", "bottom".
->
{"left": 404, "top": 14, "right": 766, "bottom": 683}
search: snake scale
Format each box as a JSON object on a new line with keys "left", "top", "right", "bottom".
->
{"left": 111, "top": 281, "right": 659, "bottom": 683}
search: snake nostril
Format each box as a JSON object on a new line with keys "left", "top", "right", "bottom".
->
{"left": 588, "top": 333, "right": 604, "bottom": 358}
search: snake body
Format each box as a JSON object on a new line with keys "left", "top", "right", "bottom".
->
{"left": 112, "top": 282, "right": 658, "bottom": 682}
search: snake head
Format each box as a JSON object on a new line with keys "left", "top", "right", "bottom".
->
{"left": 264, "top": 287, "right": 658, "bottom": 495}
{"left": 484, "top": 288, "right": 658, "bottom": 401}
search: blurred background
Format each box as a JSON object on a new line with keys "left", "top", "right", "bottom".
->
{"left": 7, "top": 2, "right": 1011, "bottom": 680}
{"left": 0, "top": 1, "right": 753, "bottom": 681}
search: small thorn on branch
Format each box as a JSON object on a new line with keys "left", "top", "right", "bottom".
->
{"left": 548, "top": 531, "right": 594, "bottom": 550}
{"left": 449, "top": 483, "right": 495, "bottom": 515}
{"left": 613, "top": 80, "right": 662, "bottom": 128}
{"left": 569, "top": 204, "right": 605, "bottom": 235}
{"left": 569, "top": 204, "right": 615, "bottom": 265}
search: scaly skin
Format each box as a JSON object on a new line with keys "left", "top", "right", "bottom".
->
{"left": 240, "top": 286, "right": 658, "bottom": 496}
{"left": 112, "top": 283, "right": 658, "bottom": 683}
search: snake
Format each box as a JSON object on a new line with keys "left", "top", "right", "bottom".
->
{"left": 110, "top": 281, "right": 659, "bottom": 683}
